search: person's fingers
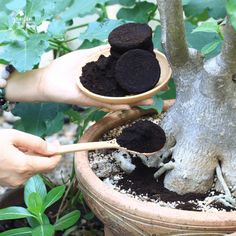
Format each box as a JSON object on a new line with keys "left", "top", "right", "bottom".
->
{"left": 25, "top": 154, "right": 61, "bottom": 174}
{"left": 130, "top": 98, "right": 154, "bottom": 106}
{"left": 160, "top": 84, "right": 169, "bottom": 91}
{"left": 9, "top": 130, "right": 58, "bottom": 156}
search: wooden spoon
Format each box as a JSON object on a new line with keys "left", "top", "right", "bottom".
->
{"left": 55, "top": 139, "right": 156, "bottom": 156}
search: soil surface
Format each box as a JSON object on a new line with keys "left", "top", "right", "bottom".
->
{"left": 89, "top": 114, "right": 235, "bottom": 212}
{"left": 115, "top": 49, "right": 161, "bottom": 94}
{"left": 117, "top": 157, "right": 234, "bottom": 212}
{"left": 117, "top": 120, "right": 166, "bottom": 153}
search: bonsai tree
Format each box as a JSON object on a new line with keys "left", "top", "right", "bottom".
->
{"left": 149, "top": 0, "right": 236, "bottom": 207}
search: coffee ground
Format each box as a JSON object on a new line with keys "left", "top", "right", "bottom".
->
{"left": 115, "top": 49, "right": 161, "bottom": 94}
{"left": 80, "top": 55, "right": 128, "bottom": 97}
{"left": 117, "top": 157, "right": 235, "bottom": 211}
{"left": 108, "top": 23, "right": 153, "bottom": 54}
{"left": 116, "top": 120, "right": 166, "bottom": 153}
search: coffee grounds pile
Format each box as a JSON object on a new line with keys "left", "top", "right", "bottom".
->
{"left": 80, "top": 55, "right": 128, "bottom": 97}
{"left": 116, "top": 120, "right": 166, "bottom": 153}
{"left": 80, "top": 23, "right": 161, "bottom": 97}
{"left": 116, "top": 157, "right": 234, "bottom": 211}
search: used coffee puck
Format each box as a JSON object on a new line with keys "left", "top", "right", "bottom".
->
{"left": 108, "top": 23, "right": 153, "bottom": 54}
{"left": 115, "top": 49, "right": 161, "bottom": 94}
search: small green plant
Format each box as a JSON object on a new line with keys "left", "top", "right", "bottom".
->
{"left": 0, "top": 175, "right": 80, "bottom": 236}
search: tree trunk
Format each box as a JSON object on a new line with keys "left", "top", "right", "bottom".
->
{"left": 151, "top": 0, "right": 236, "bottom": 195}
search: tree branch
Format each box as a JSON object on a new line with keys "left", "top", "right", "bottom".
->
{"left": 220, "top": 19, "right": 236, "bottom": 72}
{"left": 156, "top": 0, "right": 189, "bottom": 67}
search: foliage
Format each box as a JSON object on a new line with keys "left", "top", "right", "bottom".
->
{"left": 0, "top": 175, "right": 80, "bottom": 236}
{"left": 2, "top": 0, "right": 235, "bottom": 137}
{"left": 226, "top": 0, "right": 236, "bottom": 30}
{"left": 0, "top": 0, "right": 236, "bottom": 234}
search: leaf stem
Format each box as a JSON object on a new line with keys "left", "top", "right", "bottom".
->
{"left": 67, "top": 23, "right": 88, "bottom": 31}
{"left": 56, "top": 179, "right": 75, "bottom": 221}
{"left": 152, "top": 18, "right": 161, "bottom": 23}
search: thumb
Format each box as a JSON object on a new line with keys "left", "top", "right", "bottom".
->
{"left": 11, "top": 130, "right": 58, "bottom": 156}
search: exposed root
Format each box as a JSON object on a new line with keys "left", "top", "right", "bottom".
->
{"left": 154, "top": 161, "right": 175, "bottom": 182}
{"left": 206, "top": 163, "right": 236, "bottom": 208}
{"left": 162, "top": 147, "right": 175, "bottom": 163}
{"left": 216, "top": 163, "right": 231, "bottom": 197}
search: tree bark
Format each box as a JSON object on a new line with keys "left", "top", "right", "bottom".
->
{"left": 156, "top": 0, "right": 189, "bottom": 67}
{"left": 145, "top": 1, "right": 236, "bottom": 195}
{"left": 220, "top": 19, "right": 236, "bottom": 73}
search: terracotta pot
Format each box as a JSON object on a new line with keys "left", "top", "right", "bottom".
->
{"left": 75, "top": 100, "right": 236, "bottom": 236}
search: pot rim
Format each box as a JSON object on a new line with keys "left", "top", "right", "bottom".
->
{"left": 75, "top": 100, "right": 236, "bottom": 227}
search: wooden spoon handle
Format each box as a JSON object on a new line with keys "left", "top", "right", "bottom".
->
{"left": 56, "top": 140, "right": 119, "bottom": 155}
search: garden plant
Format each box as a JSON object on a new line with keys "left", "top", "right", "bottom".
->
{"left": 0, "top": 0, "right": 236, "bottom": 235}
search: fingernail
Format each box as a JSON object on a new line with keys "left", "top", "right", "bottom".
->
{"left": 47, "top": 143, "right": 59, "bottom": 153}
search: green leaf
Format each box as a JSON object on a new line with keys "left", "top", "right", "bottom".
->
{"left": 185, "top": 21, "right": 222, "bottom": 58}
{"left": 28, "top": 213, "right": 50, "bottom": 227}
{"left": 80, "top": 20, "right": 124, "bottom": 42}
{"left": 25, "top": 0, "right": 55, "bottom": 24}
{"left": 118, "top": 0, "right": 135, "bottom": 6}
{"left": 0, "top": 207, "right": 33, "bottom": 220}
{"left": 47, "top": 20, "right": 66, "bottom": 37}
{"left": 0, "top": 28, "right": 28, "bottom": 44}
{"left": 0, "top": 227, "right": 32, "bottom": 236}
{"left": 182, "top": 0, "right": 191, "bottom": 5}
{"left": 201, "top": 40, "right": 221, "bottom": 55}
{"left": 226, "top": 0, "right": 236, "bottom": 15}
{"left": 27, "top": 216, "right": 40, "bottom": 228}
{"left": 0, "top": 34, "right": 49, "bottom": 72}
{"left": 24, "top": 175, "right": 47, "bottom": 208}
{"left": 54, "top": 210, "right": 81, "bottom": 231}
{"left": 153, "top": 25, "right": 162, "bottom": 51}
{"left": 159, "top": 79, "right": 176, "bottom": 100}
{"left": 117, "top": 2, "right": 157, "bottom": 23}
{"left": 230, "top": 14, "right": 236, "bottom": 30}
{"left": 183, "top": 0, "right": 227, "bottom": 20}
{"left": 45, "top": 112, "right": 65, "bottom": 136}
{"left": 138, "top": 96, "right": 164, "bottom": 113}
{"left": 192, "top": 18, "right": 220, "bottom": 34}
{"left": 12, "top": 103, "right": 69, "bottom": 136}
{"left": 0, "top": 0, "right": 11, "bottom": 13}
{"left": 0, "top": 13, "right": 14, "bottom": 32}
{"left": 226, "top": 0, "right": 236, "bottom": 30}
{"left": 28, "top": 192, "right": 43, "bottom": 215}
{"left": 43, "top": 186, "right": 65, "bottom": 210}
{"left": 79, "top": 39, "right": 104, "bottom": 49}
{"left": 60, "top": 0, "right": 107, "bottom": 20}
{"left": 32, "top": 224, "right": 54, "bottom": 236}
{"left": 6, "top": 0, "right": 26, "bottom": 11}
{"left": 84, "top": 212, "right": 94, "bottom": 221}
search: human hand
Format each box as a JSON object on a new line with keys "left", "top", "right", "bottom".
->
{"left": 39, "top": 45, "right": 153, "bottom": 110}
{"left": 0, "top": 129, "right": 61, "bottom": 187}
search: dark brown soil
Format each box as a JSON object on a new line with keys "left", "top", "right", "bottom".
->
{"left": 117, "top": 157, "right": 235, "bottom": 212}
{"left": 115, "top": 49, "right": 161, "bottom": 94}
{"left": 108, "top": 23, "right": 153, "bottom": 54}
{"left": 80, "top": 55, "right": 128, "bottom": 97}
{"left": 116, "top": 120, "right": 166, "bottom": 153}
